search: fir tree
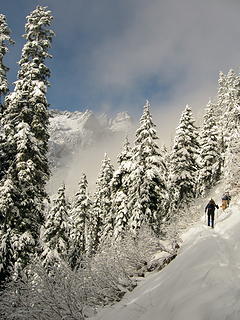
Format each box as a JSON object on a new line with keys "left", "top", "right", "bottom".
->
{"left": 0, "top": 6, "right": 54, "bottom": 280}
{"left": 0, "top": 13, "right": 14, "bottom": 182}
{"left": 91, "top": 153, "right": 114, "bottom": 250}
{"left": 216, "top": 71, "right": 227, "bottom": 119}
{"left": 128, "top": 100, "right": 168, "bottom": 235}
{"left": 169, "top": 105, "right": 199, "bottom": 213}
{"left": 3, "top": 5, "right": 54, "bottom": 189}
{"left": 128, "top": 147, "right": 147, "bottom": 233}
{"left": 197, "top": 100, "right": 222, "bottom": 196}
{"left": 41, "top": 185, "right": 70, "bottom": 271}
{"left": 160, "top": 144, "right": 170, "bottom": 184}
{"left": 0, "top": 177, "right": 18, "bottom": 285}
{"left": 87, "top": 197, "right": 101, "bottom": 255}
{"left": 0, "top": 13, "right": 14, "bottom": 104}
{"left": 216, "top": 69, "right": 240, "bottom": 157}
{"left": 218, "top": 70, "right": 240, "bottom": 190}
{"left": 222, "top": 69, "right": 240, "bottom": 139}
{"left": 111, "top": 137, "right": 132, "bottom": 240}
{"left": 224, "top": 127, "right": 240, "bottom": 191}
{"left": 69, "top": 174, "right": 90, "bottom": 269}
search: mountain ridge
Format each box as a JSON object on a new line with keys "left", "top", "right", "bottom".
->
{"left": 48, "top": 109, "right": 133, "bottom": 168}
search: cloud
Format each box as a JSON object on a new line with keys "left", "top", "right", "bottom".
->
{"left": 84, "top": 0, "right": 240, "bottom": 114}
{"left": 93, "top": 0, "right": 240, "bottom": 81}
{"left": 4, "top": 0, "right": 240, "bottom": 118}
{"left": 47, "top": 127, "right": 137, "bottom": 198}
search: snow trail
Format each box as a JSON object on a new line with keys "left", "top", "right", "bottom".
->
{"left": 91, "top": 202, "right": 240, "bottom": 320}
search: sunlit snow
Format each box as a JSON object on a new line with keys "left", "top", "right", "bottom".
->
{"left": 91, "top": 195, "right": 240, "bottom": 320}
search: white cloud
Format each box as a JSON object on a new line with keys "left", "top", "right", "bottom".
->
{"left": 85, "top": 0, "right": 240, "bottom": 116}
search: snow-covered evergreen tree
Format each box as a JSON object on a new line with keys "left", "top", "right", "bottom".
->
{"left": 0, "top": 6, "right": 54, "bottom": 280}
{"left": 216, "top": 70, "right": 240, "bottom": 155}
{"left": 0, "top": 176, "right": 18, "bottom": 285}
{"left": 128, "top": 147, "right": 147, "bottom": 233}
{"left": 3, "top": 5, "right": 54, "bottom": 194}
{"left": 197, "top": 100, "right": 222, "bottom": 196}
{"left": 69, "top": 174, "right": 90, "bottom": 269}
{"left": 224, "top": 127, "right": 240, "bottom": 192}
{"left": 0, "top": 229, "right": 15, "bottom": 287}
{"left": 169, "top": 105, "right": 199, "bottom": 214}
{"left": 0, "top": 13, "right": 14, "bottom": 183}
{"left": 41, "top": 185, "right": 70, "bottom": 271}
{"left": 222, "top": 70, "right": 240, "bottom": 137}
{"left": 128, "top": 100, "right": 168, "bottom": 235}
{"left": 218, "top": 70, "right": 240, "bottom": 190}
{"left": 90, "top": 153, "right": 114, "bottom": 251}
{"left": 0, "top": 13, "right": 14, "bottom": 104}
{"left": 87, "top": 198, "right": 101, "bottom": 255}
{"left": 0, "top": 133, "right": 8, "bottom": 182}
{"left": 216, "top": 71, "right": 227, "bottom": 118}
{"left": 160, "top": 144, "right": 170, "bottom": 185}
{"left": 111, "top": 137, "right": 132, "bottom": 240}
{"left": 117, "top": 136, "right": 132, "bottom": 165}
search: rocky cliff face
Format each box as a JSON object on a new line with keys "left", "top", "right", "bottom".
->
{"left": 48, "top": 109, "right": 133, "bottom": 168}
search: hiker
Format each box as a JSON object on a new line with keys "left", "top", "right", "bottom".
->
{"left": 205, "top": 199, "right": 219, "bottom": 228}
{"left": 221, "top": 192, "right": 231, "bottom": 210}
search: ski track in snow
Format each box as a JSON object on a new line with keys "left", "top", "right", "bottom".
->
{"left": 91, "top": 201, "right": 240, "bottom": 320}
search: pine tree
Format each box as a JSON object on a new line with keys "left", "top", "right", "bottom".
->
{"left": 128, "top": 100, "right": 168, "bottom": 235}
{"left": 69, "top": 174, "right": 90, "bottom": 269}
{"left": 169, "top": 105, "right": 199, "bottom": 213}
{"left": 160, "top": 144, "right": 170, "bottom": 184}
{"left": 0, "top": 177, "right": 18, "bottom": 285}
{"left": 224, "top": 127, "right": 240, "bottom": 191}
{"left": 87, "top": 197, "right": 101, "bottom": 255}
{"left": 91, "top": 153, "right": 114, "bottom": 250}
{"left": 111, "top": 137, "right": 132, "bottom": 240}
{"left": 215, "top": 71, "right": 228, "bottom": 162}
{"left": 197, "top": 100, "right": 222, "bottom": 196}
{"left": 216, "top": 71, "right": 227, "bottom": 119}
{"left": 0, "top": 6, "right": 54, "bottom": 280}
{"left": 41, "top": 185, "right": 70, "bottom": 271}
{"left": 0, "top": 13, "right": 14, "bottom": 182}
{"left": 222, "top": 69, "right": 240, "bottom": 139}
{"left": 219, "top": 70, "right": 240, "bottom": 190}
{"left": 3, "top": 5, "right": 54, "bottom": 192}
{"left": 0, "top": 13, "right": 14, "bottom": 104}
{"left": 216, "top": 69, "right": 240, "bottom": 155}
{"left": 128, "top": 147, "right": 147, "bottom": 233}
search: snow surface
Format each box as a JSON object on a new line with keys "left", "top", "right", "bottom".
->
{"left": 91, "top": 199, "right": 240, "bottom": 320}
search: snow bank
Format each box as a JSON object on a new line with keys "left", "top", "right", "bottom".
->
{"left": 91, "top": 199, "right": 240, "bottom": 320}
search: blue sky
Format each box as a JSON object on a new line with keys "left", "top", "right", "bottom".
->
{"left": 2, "top": 0, "right": 240, "bottom": 120}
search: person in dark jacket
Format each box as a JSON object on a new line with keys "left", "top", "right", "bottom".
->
{"left": 205, "top": 199, "right": 219, "bottom": 228}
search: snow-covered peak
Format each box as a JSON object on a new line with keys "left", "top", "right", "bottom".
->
{"left": 49, "top": 109, "right": 132, "bottom": 134}
{"left": 49, "top": 109, "right": 97, "bottom": 131}
{"left": 98, "top": 113, "right": 110, "bottom": 127}
{"left": 48, "top": 109, "right": 133, "bottom": 168}
{"left": 110, "top": 112, "right": 132, "bottom": 132}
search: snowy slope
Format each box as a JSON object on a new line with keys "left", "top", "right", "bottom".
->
{"left": 91, "top": 199, "right": 240, "bottom": 320}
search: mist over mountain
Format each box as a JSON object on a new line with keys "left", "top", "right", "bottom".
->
{"left": 48, "top": 109, "right": 133, "bottom": 169}
{"left": 47, "top": 109, "right": 134, "bottom": 196}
